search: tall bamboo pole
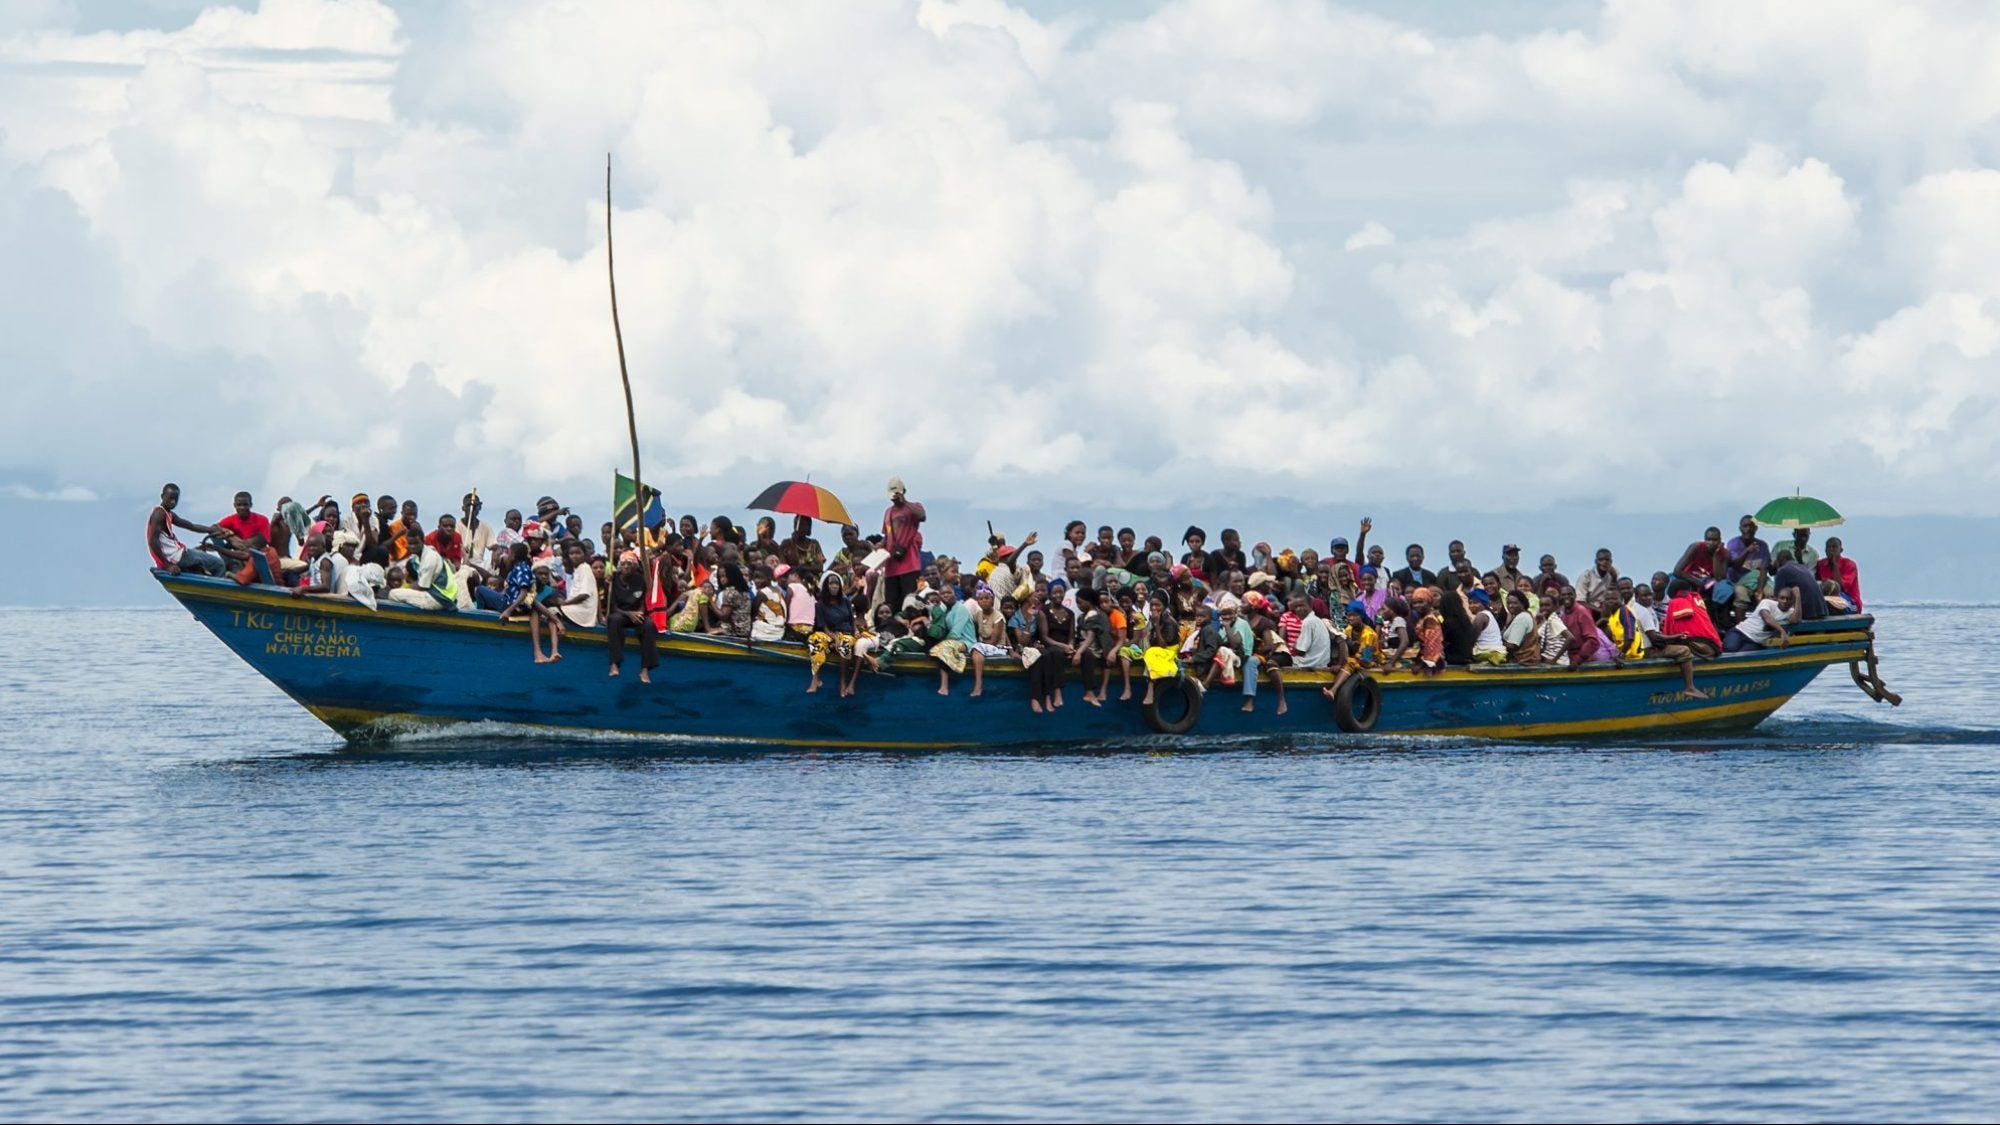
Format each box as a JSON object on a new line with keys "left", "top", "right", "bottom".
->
{"left": 605, "top": 154, "right": 649, "bottom": 583}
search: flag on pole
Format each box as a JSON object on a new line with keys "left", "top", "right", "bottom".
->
{"left": 613, "top": 472, "right": 665, "bottom": 532}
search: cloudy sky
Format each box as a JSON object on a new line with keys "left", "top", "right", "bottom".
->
{"left": 4, "top": 0, "right": 1997, "bottom": 598}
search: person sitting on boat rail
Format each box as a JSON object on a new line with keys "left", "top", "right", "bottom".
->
{"left": 215, "top": 490, "right": 271, "bottom": 554}
{"left": 806, "top": 573, "right": 863, "bottom": 696}
{"left": 961, "top": 583, "right": 1012, "bottom": 698}
{"left": 148, "top": 484, "right": 234, "bottom": 576}
{"left": 1725, "top": 587, "right": 1799, "bottom": 652}
{"left": 1625, "top": 593, "right": 1707, "bottom": 699}
{"left": 1815, "top": 538, "right": 1861, "bottom": 612}
{"left": 498, "top": 558, "right": 566, "bottom": 662}
{"left": 604, "top": 552, "right": 659, "bottom": 684}
{"left": 924, "top": 582, "right": 978, "bottom": 697}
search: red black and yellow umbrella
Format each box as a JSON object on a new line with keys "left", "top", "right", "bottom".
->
{"left": 745, "top": 480, "right": 855, "bottom": 528}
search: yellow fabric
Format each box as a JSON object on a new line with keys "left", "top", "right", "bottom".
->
{"left": 1606, "top": 610, "right": 1647, "bottom": 660}
{"left": 1345, "top": 624, "right": 1379, "bottom": 671}
{"left": 1143, "top": 646, "right": 1181, "bottom": 680}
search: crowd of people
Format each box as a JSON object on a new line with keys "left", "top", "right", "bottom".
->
{"left": 148, "top": 478, "right": 1866, "bottom": 710}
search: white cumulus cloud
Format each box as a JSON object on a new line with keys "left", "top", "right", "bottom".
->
{"left": 2, "top": 0, "right": 1998, "bottom": 524}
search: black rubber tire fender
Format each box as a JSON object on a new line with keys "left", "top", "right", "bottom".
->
{"left": 1332, "top": 673, "right": 1381, "bottom": 733}
{"left": 1142, "top": 676, "right": 1203, "bottom": 735}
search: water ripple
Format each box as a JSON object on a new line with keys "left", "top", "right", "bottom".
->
{"left": 0, "top": 607, "right": 1997, "bottom": 1121}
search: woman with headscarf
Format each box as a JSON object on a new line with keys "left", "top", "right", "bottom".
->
{"left": 1179, "top": 527, "right": 1209, "bottom": 584}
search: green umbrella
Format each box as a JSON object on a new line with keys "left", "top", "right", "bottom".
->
{"left": 1754, "top": 493, "right": 1844, "bottom": 529}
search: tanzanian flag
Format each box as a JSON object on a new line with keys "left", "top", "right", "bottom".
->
{"left": 613, "top": 472, "right": 666, "bottom": 532}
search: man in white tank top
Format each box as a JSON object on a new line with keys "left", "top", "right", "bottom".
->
{"left": 147, "top": 483, "right": 228, "bottom": 576}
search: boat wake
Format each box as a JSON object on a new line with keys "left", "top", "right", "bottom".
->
{"left": 271, "top": 714, "right": 2000, "bottom": 766}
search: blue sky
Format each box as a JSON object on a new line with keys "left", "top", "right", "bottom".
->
{"left": 3, "top": 1, "right": 1997, "bottom": 603}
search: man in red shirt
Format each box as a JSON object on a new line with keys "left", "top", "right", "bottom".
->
{"left": 1815, "top": 537, "right": 1862, "bottom": 612}
{"left": 1649, "top": 581, "right": 1721, "bottom": 699}
{"left": 427, "top": 513, "right": 465, "bottom": 566}
{"left": 216, "top": 491, "right": 271, "bottom": 544}
{"left": 1673, "top": 526, "right": 1730, "bottom": 591}
{"left": 880, "top": 476, "right": 926, "bottom": 612}
{"left": 1557, "top": 585, "right": 1601, "bottom": 668}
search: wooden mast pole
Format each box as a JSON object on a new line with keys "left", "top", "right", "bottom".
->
{"left": 606, "top": 154, "right": 649, "bottom": 583}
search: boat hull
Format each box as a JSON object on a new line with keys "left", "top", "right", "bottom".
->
{"left": 157, "top": 573, "right": 1875, "bottom": 748}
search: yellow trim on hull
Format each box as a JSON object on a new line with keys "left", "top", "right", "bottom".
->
{"left": 1400, "top": 696, "right": 1785, "bottom": 739}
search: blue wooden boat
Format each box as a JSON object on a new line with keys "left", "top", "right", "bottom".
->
{"left": 156, "top": 570, "right": 1897, "bottom": 748}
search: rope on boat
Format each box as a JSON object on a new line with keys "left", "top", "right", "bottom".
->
{"left": 1848, "top": 638, "right": 1902, "bottom": 706}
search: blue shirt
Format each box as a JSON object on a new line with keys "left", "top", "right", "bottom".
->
{"left": 503, "top": 561, "right": 534, "bottom": 604}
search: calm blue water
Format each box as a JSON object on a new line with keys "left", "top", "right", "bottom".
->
{"left": 2, "top": 605, "right": 1998, "bottom": 1122}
